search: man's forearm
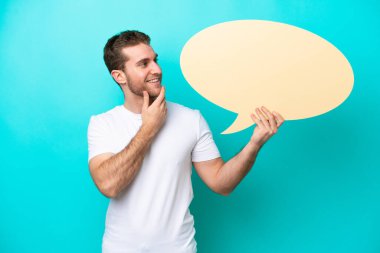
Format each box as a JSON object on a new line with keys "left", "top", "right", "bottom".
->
{"left": 216, "top": 142, "right": 261, "bottom": 195}
{"left": 94, "top": 125, "right": 157, "bottom": 198}
{"left": 210, "top": 106, "right": 284, "bottom": 195}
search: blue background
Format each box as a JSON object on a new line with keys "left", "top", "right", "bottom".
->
{"left": 1, "top": 0, "right": 379, "bottom": 252}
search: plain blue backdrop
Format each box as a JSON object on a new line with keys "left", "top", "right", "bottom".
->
{"left": 1, "top": 0, "right": 379, "bottom": 252}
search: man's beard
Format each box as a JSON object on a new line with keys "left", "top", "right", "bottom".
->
{"left": 126, "top": 74, "right": 161, "bottom": 98}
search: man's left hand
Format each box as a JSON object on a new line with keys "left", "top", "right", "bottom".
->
{"left": 249, "top": 106, "right": 285, "bottom": 148}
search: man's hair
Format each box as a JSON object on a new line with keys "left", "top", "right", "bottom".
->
{"left": 103, "top": 30, "right": 151, "bottom": 73}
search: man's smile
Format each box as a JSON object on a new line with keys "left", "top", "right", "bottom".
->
{"left": 146, "top": 78, "right": 160, "bottom": 83}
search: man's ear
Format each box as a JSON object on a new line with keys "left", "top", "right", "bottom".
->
{"left": 111, "top": 70, "right": 127, "bottom": 85}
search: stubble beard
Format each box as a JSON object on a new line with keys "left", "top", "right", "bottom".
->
{"left": 126, "top": 75, "right": 161, "bottom": 99}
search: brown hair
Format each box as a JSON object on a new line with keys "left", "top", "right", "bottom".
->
{"left": 103, "top": 30, "right": 151, "bottom": 73}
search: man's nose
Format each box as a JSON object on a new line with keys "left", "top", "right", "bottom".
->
{"left": 150, "top": 62, "right": 161, "bottom": 74}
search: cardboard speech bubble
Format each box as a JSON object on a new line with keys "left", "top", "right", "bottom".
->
{"left": 180, "top": 20, "right": 354, "bottom": 134}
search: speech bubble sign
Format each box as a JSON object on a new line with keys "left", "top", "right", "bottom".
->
{"left": 180, "top": 20, "right": 354, "bottom": 134}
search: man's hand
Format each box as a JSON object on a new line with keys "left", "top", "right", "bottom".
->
{"left": 250, "top": 106, "right": 285, "bottom": 148}
{"left": 141, "top": 87, "right": 167, "bottom": 137}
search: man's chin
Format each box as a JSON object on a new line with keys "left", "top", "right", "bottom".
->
{"left": 146, "top": 85, "right": 162, "bottom": 97}
{"left": 149, "top": 93, "right": 160, "bottom": 99}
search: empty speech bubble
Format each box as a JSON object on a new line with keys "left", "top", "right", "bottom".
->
{"left": 180, "top": 20, "right": 354, "bottom": 134}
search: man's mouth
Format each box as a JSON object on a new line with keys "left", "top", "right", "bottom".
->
{"left": 146, "top": 78, "right": 161, "bottom": 83}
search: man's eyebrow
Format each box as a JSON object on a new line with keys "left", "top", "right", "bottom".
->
{"left": 135, "top": 54, "right": 158, "bottom": 65}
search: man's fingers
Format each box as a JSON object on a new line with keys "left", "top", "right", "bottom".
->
{"left": 273, "top": 111, "right": 285, "bottom": 127}
{"left": 255, "top": 108, "right": 271, "bottom": 129}
{"left": 153, "top": 86, "right": 166, "bottom": 105}
{"left": 250, "top": 113, "right": 263, "bottom": 128}
{"left": 261, "top": 106, "right": 277, "bottom": 133}
{"left": 160, "top": 101, "right": 167, "bottom": 110}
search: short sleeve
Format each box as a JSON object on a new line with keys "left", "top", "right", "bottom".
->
{"left": 191, "top": 111, "right": 221, "bottom": 162}
{"left": 87, "top": 116, "right": 115, "bottom": 162}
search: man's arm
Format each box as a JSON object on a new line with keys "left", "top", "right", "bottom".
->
{"left": 193, "top": 106, "right": 285, "bottom": 196}
{"left": 89, "top": 88, "right": 167, "bottom": 198}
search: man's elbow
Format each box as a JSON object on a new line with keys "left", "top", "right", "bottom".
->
{"left": 90, "top": 169, "right": 118, "bottom": 198}
{"left": 96, "top": 182, "right": 119, "bottom": 199}
{"left": 101, "top": 189, "right": 118, "bottom": 199}
{"left": 214, "top": 185, "right": 232, "bottom": 196}
{"left": 218, "top": 191, "right": 230, "bottom": 196}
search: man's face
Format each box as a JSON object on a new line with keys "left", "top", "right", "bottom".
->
{"left": 121, "top": 43, "right": 162, "bottom": 98}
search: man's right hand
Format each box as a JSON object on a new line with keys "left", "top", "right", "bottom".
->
{"left": 141, "top": 87, "right": 167, "bottom": 137}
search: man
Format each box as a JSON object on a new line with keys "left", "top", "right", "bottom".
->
{"left": 87, "top": 30, "right": 284, "bottom": 253}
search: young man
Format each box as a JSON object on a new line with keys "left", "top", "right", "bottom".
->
{"left": 87, "top": 30, "right": 284, "bottom": 253}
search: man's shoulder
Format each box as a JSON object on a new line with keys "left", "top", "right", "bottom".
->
{"left": 89, "top": 105, "right": 122, "bottom": 123}
{"left": 167, "top": 101, "right": 199, "bottom": 116}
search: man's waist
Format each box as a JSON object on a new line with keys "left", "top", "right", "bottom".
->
{"left": 102, "top": 228, "right": 196, "bottom": 253}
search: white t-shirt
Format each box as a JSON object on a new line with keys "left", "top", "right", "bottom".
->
{"left": 87, "top": 102, "right": 220, "bottom": 253}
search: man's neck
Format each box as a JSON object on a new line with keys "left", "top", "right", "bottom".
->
{"left": 123, "top": 100, "right": 142, "bottom": 114}
{"left": 123, "top": 94, "right": 154, "bottom": 114}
